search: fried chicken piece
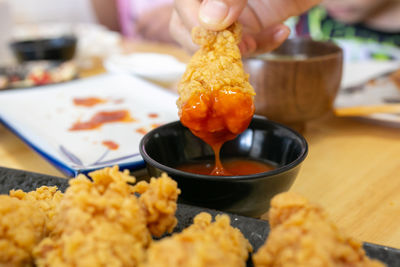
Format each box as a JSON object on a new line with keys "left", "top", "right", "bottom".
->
{"left": 0, "top": 186, "right": 63, "bottom": 266}
{"left": 133, "top": 173, "right": 181, "bottom": 237}
{"left": 10, "top": 186, "right": 64, "bottom": 232}
{"left": 253, "top": 192, "right": 385, "bottom": 267}
{"left": 177, "top": 23, "right": 255, "bottom": 146}
{"left": 143, "top": 212, "right": 252, "bottom": 267}
{"left": 0, "top": 195, "right": 46, "bottom": 266}
{"left": 34, "top": 166, "right": 180, "bottom": 267}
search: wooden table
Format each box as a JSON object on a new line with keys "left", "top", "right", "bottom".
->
{"left": 1, "top": 42, "right": 400, "bottom": 249}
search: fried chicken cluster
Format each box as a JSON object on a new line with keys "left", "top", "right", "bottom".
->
{"left": 0, "top": 173, "right": 388, "bottom": 267}
{"left": 34, "top": 166, "right": 180, "bottom": 267}
{"left": 0, "top": 166, "right": 181, "bottom": 267}
{"left": 253, "top": 192, "right": 385, "bottom": 267}
{"left": 143, "top": 212, "right": 252, "bottom": 267}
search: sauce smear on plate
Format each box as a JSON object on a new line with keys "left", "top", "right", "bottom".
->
{"left": 102, "top": 140, "right": 119, "bottom": 150}
{"left": 177, "top": 158, "right": 275, "bottom": 176}
{"left": 69, "top": 110, "right": 134, "bottom": 131}
{"left": 73, "top": 97, "right": 106, "bottom": 107}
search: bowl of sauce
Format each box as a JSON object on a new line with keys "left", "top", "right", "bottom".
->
{"left": 139, "top": 115, "right": 308, "bottom": 217}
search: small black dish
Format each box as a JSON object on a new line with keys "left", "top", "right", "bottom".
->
{"left": 140, "top": 116, "right": 308, "bottom": 217}
{"left": 10, "top": 36, "right": 77, "bottom": 62}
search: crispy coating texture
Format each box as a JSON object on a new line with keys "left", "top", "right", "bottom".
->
{"left": 177, "top": 23, "right": 255, "bottom": 108}
{"left": 253, "top": 192, "right": 385, "bottom": 267}
{"left": 0, "top": 186, "right": 63, "bottom": 266}
{"left": 143, "top": 212, "right": 252, "bottom": 267}
{"left": 10, "top": 186, "right": 64, "bottom": 232}
{"left": 133, "top": 173, "right": 181, "bottom": 237}
{"left": 34, "top": 166, "right": 180, "bottom": 267}
{"left": 0, "top": 196, "right": 46, "bottom": 266}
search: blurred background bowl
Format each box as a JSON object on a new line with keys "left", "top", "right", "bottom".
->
{"left": 10, "top": 35, "right": 77, "bottom": 62}
{"left": 244, "top": 38, "right": 343, "bottom": 132}
{"left": 140, "top": 116, "right": 308, "bottom": 217}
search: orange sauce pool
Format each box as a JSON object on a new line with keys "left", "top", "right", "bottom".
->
{"left": 69, "top": 110, "right": 134, "bottom": 131}
{"left": 180, "top": 89, "right": 254, "bottom": 176}
{"left": 177, "top": 158, "right": 275, "bottom": 176}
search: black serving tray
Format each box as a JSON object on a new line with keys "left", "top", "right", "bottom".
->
{"left": 0, "top": 166, "right": 399, "bottom": 267}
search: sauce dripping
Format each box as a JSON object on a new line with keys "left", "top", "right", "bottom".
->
{"left": 69, "top": 110, "right": 134, "bottom": 131}
{"left": 180, "top": 89, "right": 254, "bottom": 176}
{"left": 177, "top": 158, "right": 275, "bottom": 176}
{"left": 73, "top": 97, "right": 107, "bottom": 107}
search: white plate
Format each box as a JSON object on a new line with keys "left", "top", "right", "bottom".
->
{"left": 335, "top": 60, "right": 400, "bottom": 127}
{"left": 0, "top": 73, "right": 179, "bottom": 176}
{"left": 104, "top": 53, "right": 186, "bottom": 84}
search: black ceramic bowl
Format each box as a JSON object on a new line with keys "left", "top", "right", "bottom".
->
{"left": 10, "top": 36, "right": 77, "bottom": 62}
{"left": 139, "top": 116, "right": 308, "bottom": 217}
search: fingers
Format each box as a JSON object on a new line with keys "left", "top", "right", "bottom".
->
{"left": 252, "top": 24, "right": 291, "bottom": 54}
{"left": 171, "top": 0, "right": 307, "bottom": 54}
{"left": 174, "top": 0, "right": 201, "bottom": 30}
{"left": 248, "top": 0, "right": 321, "bottom": 28}
{"left": 169, "top": 10, "right": 199, "bottom": 53}
{"left": 199, "top": 0, "right": 247, "bottom": 30}
{"left": 237, "top": 5, "right": 262, "bottom": 34}
{"left": 238, "top": 34, "right": 257, "bottom": 57}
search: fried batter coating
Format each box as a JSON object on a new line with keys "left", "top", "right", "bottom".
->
{"left": 177, "top": 22, "right": 254, "bottom": 107}
{"left": 0, "top": 195, "right": 46, "bottom": 266}
{"left": 253, "top": 192, "right": 385, "bottom": 267}
{"left": 10, "top": 186, "right": 64, "bottom": 231}
{"left": 133, "top": 173, "right": 181, "bottom": 237}
{"left": 0, "top": 186, "right": 63, "bottom": 266}
{"left": 34, "top": 166, "right": 180, "bottom": 267}
{"left": 177, "top": 23, "right": 255, "bottom": 144}
{"left": 143, "top": 212, "right": 252, "bottom": 267}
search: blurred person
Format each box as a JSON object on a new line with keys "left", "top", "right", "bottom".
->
{"left": 6, "top": 0, "right": 96, "bottom": 24}
{"left": 91, "top": 0, "right": 176, "bottom": 44}
{"left": 289, "top": 0, "right": 400, "bottom": 61}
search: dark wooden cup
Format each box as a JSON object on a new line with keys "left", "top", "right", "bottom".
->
{"left": 244, "top": 38, "right": 343, "bottom": 132}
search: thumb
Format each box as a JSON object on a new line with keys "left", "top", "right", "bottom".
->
{"left": 199, "top": 0, "right": 247, "bottom": 31}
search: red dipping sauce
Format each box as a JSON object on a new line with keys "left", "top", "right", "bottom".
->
{"left": 180, "top": 89, "right": 254, "bottom": 176}
{"left": 177, "top": 158, "right": 275, "bottom": 176}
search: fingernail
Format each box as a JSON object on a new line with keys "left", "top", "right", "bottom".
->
{"left": 274, "top": 27, "right": 290, "bottom": 42}
{"left": 199, "top": 0, "right": 229, "bottom": 26}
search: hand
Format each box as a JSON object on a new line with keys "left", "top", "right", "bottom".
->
{"left": 170, "top": 0, "right": 321, "bottom": 56}
{"left": 136, "top": 4, "right": 176, "bottom": 44}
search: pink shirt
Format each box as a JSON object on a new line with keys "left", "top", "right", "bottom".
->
{"left": 117, "top": 0, "right": 172, "bottom": 38}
